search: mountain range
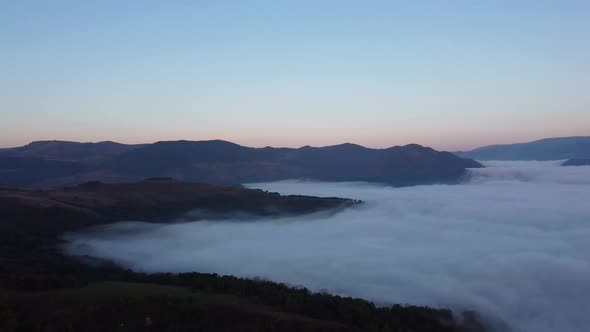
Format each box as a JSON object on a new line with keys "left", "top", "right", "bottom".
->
{"left": 456, "top": 136, "right": 590, "bottom": 161}
{"left": 0, "top": 140, "right": 481, "bottom": 188}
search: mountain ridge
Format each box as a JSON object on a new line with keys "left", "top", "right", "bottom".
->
{"left": 0, "top": 140, "right": 145, "bottom": 161}
{"left": 0, "top": 139, "right": 482, "bottom": 188}
{"left": 455, "top": 136, "right": 590, "bottom": 161}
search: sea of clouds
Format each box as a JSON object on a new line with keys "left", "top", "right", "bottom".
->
{"left": 65, "top": 161, "right": 590, "bottom": 332}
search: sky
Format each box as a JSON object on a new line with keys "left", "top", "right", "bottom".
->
{"left": 1, "top": 1, "right": 589, "bottom": 150}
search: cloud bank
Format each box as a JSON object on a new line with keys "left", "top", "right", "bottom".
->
{"left": 65, "top": 161, "right": 590, "bottom": 332}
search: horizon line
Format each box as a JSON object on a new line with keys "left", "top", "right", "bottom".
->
{"left": 1, "top": 134, "right": 589, "bottom": 152}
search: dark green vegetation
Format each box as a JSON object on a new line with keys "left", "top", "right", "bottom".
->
{"left": 456, "top": 136, "right": 590, "bottom": 161}
{"left": 0, "top": 277, "right": 487, "bottom": 332}
{"left": 1, "top": 281, "right": 355, "bottom": 332}
{"left": 0, "top": 178, "right": 356, "bottom": 232}
{"left": 0, "top": 139, "right": 482, "bottom": 187}
{"left": 562, "top": 158, "right": 590, "bottom": 166}
{"left": 0, "top": 180, "right": 487, "bottom": 332}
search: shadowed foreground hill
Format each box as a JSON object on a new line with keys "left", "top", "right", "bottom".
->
{"left": 0, "top": 179, "right": 357, "bottom": 280}
{"left": 0, "top": 180, "right": 488, "bottom": 332}
{"left": 0, "top": 179, "right": 356, "bottom": 233}
{"left": 0, "top": 140, "right": 482, "bottom": 187}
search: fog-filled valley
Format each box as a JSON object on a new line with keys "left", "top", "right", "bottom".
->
{"left": 64, "top": 161, "right": 590, "bottom": 332}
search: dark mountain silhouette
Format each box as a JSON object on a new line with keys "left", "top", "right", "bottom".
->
{"left": 0, "top": 156, "right": 87, "bottom": 187}
{"left": 0, "top": 140, "right": 143, "bottom": 161}
{"left": 455, "top": 136, "right": 590, "bottom": 161}
{"left": 0, "top": 140, "right": 482, "bottom": 187}
{"left": 562, "top": 158, "right": 590, "bottom": 166}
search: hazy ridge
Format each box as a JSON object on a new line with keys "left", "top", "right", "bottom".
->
{"left": 456, "top": 136, "right": 590, "bottom": 161}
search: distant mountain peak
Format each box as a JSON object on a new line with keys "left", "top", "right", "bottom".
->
{"left": 2, "top": 140, "right": 143, "bottom": 162}
{"left": 456, "top": 136, "right": 590, "bottom": 161}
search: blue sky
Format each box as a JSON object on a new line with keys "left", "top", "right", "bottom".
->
{"left": 1, "top": 1, "right": 589, "bottom": 150}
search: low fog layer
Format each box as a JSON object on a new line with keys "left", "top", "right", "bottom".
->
{"left": 65, "top": 161, "right": 590, "bottom": 332}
